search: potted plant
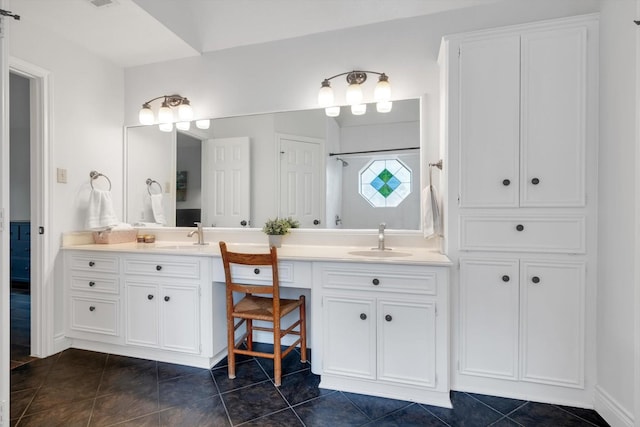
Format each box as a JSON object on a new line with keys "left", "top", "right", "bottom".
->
{"left": 262, "top": 217, "right": 297, "bottom": 247}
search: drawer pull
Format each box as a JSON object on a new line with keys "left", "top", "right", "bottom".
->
{"left": 372, "top": 278, "right": 380, "bottom": 286}
{"left": 531, "top": 177, "right": 540, "bottom": 185}
{"left": 89, "top": 306, "right": 96, "bottom": 312}
{"left": 531, "top": 276, "right": 541, "bottom": 284}
{"left": 240, "top": 220, "right": 248, "bottom": 226}
{"left": 360, "top": 313, "right": 367, "bottom": 320}
{"left": 385, "top": 314, "right": 392, "bottom": 322}
{"left": 147, "top": 294, "right": 154, "bottom": 300}
{"left": 502, "top": 179, "right": 511, "bottom": 186}
{"left": 502, "top": 275, "right": 510, "bottom": 282}
{"left": 156, "top": 265, "right": 162, "bottom": 271}
{"left": 516, "top": 224, "right": 524, "bottom": 232}
{"left": 89, "top": 281, "right": 96, "bottom": 287}
{"left": 89, "top": 261, "right": 95, "bottom": 267}
{"left": 254, "top": 268, "right": 260, "bottom": 274}
{"left": 164, "top": 296, "right": 170, "bottom": 302}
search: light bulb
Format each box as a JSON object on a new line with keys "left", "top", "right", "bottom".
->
{"left": 196, "top": 119, "right": 210, "bottom": 130}
{"left": 351, "top": 104, "right": 367, "bottom": 115}
{"left": 158, "top": 123, "right": 173, "bottom": 132}
{"left": 318, "top": 80, "right": 334, "bottom": 107}
{"left": 176, "top": 121, "right": 191, "bottom": 131}
{"left": 178, "top": 99, "right": 194, "bottom": 121}
{"left": 346, "top": 83, "right": 363, "bottom": 105}
{"left": 138, "top": 105, "right": 154, "bottom": 125}
{"left": 374, "top": 74, "right": 391, "bottom": 102}
{"left": 325, "top": 106, "right": 340, "bottom": 117}
{"left": 376, "top": 101, "right": 393, "bottom": 113}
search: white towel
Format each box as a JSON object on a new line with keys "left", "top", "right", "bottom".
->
{"left": 150, "top": 193, "right": 166, "bottom": 225}
{"left": 422, "top": 185, "right": 443, "bottom": 239}
{"left": 86, "top": 189, "right": 119, "bottom": 230}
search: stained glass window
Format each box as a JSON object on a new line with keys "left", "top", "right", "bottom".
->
{"left": 359, "top": 159, "right": 412, "bottom": 207}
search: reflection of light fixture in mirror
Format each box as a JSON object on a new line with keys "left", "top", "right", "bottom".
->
{"left": 318, "top": 70, "right": 391, "bottom": 117}
{"left": 195, "top": 119, "right": 210, "bottom": 130}
{"left": 176, "top": 121, "right": 191, "bottom": 131}
{"left": 138, "top": 94, "right": 194, "bottom": 131}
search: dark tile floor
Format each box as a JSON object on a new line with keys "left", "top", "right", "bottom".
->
{"left": 10, "top": 289, "right": 610, "bottom": 426}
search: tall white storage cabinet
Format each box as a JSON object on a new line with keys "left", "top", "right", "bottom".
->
{"left": 439, "top": 14, "right": 598, "bottom": 406}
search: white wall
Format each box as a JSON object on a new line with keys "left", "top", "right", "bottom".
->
{"left": 596, "top": 1, "right": 637, "bottom": 425}
{"left": 9, "top": 72, "right": 29, "bottom": 220}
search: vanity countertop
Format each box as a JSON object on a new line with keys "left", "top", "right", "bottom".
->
{"left": 61, "top": 241, "right": 451, "bottom": 266}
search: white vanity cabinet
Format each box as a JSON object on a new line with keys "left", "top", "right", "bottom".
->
{"left": 314, "top": 262, "right": 450, "bottom": 407}
{"left": 459, "top": 258, "right": 585, "bottom": 387}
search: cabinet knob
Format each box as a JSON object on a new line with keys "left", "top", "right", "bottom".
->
{"left": 372, "top": 278, "right": 380, "bottom": 286}
{"left": 531, "top": 177, "right": 540, "bottom": 185}
{"left": 385, "top": 314, "right": 392, "bottom": 322}
{"left": 360, "top": 313, "right": 367, "bottom": 320}
{"left": 89, "top": 306, "right": 96, "bottom": 312}
{"left": 531, "top": 276, "right": 541, "bottom": 284}
{"left": 254, "top": 268, "right": 260, "bottom": 274}
{"left": 502, "top": 275, "right": 510, "bottom": 282}
{"left": 164, "top": 296, "right": 170, "bottom": 302}
{"left": 313, "top": 219, "right": 321, "bottom": 225}
{"left": 89, "top": 261, "right": 95, "bottom": 267}
{"left": 156, "top": 265, "right": 162, "bottom": 271}
{"left": 516, "top": 224, "right": 524, "bottom": 232}
{"left": 89, "top": 281, "right": 96, "bottom": 287}
{"left": 147, "top": 294, "right": 154, "bottom": 300}
{"left": 240, "top": 220, "right": 248, "bottom": 226}
{"left": 502, "top": 179, "right": 511, "bottom": 186}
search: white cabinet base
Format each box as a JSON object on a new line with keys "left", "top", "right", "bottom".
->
{"left": 320, "top": 375, "right": 452, "bottom": 408}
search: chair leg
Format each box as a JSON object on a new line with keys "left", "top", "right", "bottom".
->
{"left": 247, "top": 319, "right": 253, "bottom": 351}
{"left": 300, "top": 295, "right": 307, "bottom": 363}
{"left": 274, "top": 319, "right": 282, "bottom": 386}
{"left": 227, "top": 317, "right": 236, "bottom": 380}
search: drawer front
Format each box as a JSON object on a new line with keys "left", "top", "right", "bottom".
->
{"left": 69, "top": 253, "right": 120, "bottom": 274}
{"left": 70, "top": 296, "right": 118, "bottom": 336}
{"left": 214, "top": 260, "right": 312, "bottom": 289}
{"left": 320, "top": 264, "right": 438, "bottom": 295}
{"left": 460, "top": 215, "right": 585, "bottom": 253}
{"left": 125, "top": 257, "right": 200, "bottom": 279}
{"left": 71, "top": 275, "right": 119, "bottom": 294}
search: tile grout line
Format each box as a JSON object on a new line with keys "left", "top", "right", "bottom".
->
{"left": 552, "top": 403, "right": 607, "bottom": 427}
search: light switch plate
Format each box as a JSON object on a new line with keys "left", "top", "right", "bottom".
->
{"left": 56, "top": 168, "right": 67, "bottom": 183}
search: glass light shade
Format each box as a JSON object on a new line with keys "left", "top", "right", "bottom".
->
{"left": 325, "top": 106, "right": 340, "bottom": 117}
{"left": 346, "top": 83, "right": 363, "bottom": 105}
{"left": 158, "top": 123, "right": 173, "bottom": 132}
{"left": 138, "top": 106, "right": 154, "bottom": 125}
{"left": 177, "top": 102, "right": 194, "bottom": 121}
{"left": 176, "top": 121, "right": 191, "bottom": 131}
{"left": 157, "top": 105, "right": 173, "bottom": 124}
{"left": 376, "top": 101, "right": 393, "bottom": 113}
{"left": 318, "top": 84, "right": 334, "bottom": 107}
{"left": 351, "top": 104, "right": 367, "bottom": 115}
{"left": 195, "top": 119, "right": 210, "bottom": 130}
{"left": 374, "top": 78, "right": 391, "bottom": 102}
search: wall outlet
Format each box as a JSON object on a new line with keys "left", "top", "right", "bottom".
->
{"left": 56, "top": 168, "right": 67, "bottom": 183}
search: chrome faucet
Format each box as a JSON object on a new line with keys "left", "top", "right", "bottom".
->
{"left": 377, "top": 222, "right": 386, "bottom": 250}
{"left": 187, "top": 222, "right": 208, "bottom": 245}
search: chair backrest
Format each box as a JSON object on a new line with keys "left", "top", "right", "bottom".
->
{"left": 219, "top": 241, "right": 280, "bottom": 300}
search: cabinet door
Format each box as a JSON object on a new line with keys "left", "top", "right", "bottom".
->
{"left": 520, "top": 261, "right": 585, "bottom": 387}
{"left": 378, "top": 300, "right": 436, "bottom": 387}
{"left": 459, "top": 35, "right": 520, "bottom": 207}
{"left": 323, "top": 296, "right": 376, "bottom": 379}
{"left": 460, "top": 259, "right": 519, "bottom": 379}
{"left": 160, "top": 284, "right": 200, "bottom": 353}
{"left": 125, "top": 282, "right": 159, "bottom": 347}
{"left": 520, "top": 27, "right": 586, "bottom": 207}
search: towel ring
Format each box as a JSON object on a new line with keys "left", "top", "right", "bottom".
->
{"left": 146, "top": 178, "right": 163, "bottom": 196}
{"left": 89, "top": 170, "right": 112, "bottom": 191}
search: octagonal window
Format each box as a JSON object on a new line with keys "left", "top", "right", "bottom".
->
{"left": 359, "top": 159, "right": 412, "bottom": 207}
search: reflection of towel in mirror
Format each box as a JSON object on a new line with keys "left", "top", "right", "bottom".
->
{"left": 422, "top": 185, "right": 443, "bottom": 239}
{"left": 86, "top": 189, "right": 119, "bottom": 230}
{"left": 150, "top": 193, "right": 166, "bottom": 225}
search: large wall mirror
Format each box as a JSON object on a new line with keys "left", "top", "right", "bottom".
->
{"left": 125, "top": 98, "right": 421, "bottom": 230}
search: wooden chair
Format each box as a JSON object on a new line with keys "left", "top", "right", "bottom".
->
{"left": 218, "top": 241, "right": 307, "bottom": 386}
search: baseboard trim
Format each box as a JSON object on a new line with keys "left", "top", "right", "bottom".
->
{"left": 594, "top": 385, "right": 634, "bottom": 427}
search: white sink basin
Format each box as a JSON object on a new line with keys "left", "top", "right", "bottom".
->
{"left": 348, "top": 250, "right": 412, "bottom": 258}
{"left": 155, "top": 244, "right": 208, "bottom": 250}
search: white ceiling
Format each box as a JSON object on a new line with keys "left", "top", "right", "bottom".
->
{"left": 9, "top": 0, "right": 501, "bottom": 68}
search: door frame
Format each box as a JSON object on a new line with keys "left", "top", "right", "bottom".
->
{"left": 9, "top": 57, "right": 52, "bottom": 358}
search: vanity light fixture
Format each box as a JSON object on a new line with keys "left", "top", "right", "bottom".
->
{"left": 318, "top": 70, "right": 392, "bottom": 117}
{"left": 138, "top": 94, "right": 194, "bottom": 132}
